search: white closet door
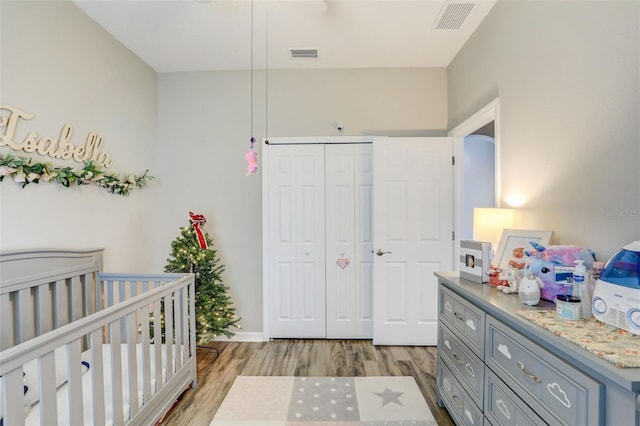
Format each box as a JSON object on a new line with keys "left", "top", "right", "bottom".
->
{"left": 268, "top": 144, "right": 326, "bottom": 338}
{"left": 372, "top": 137, "right": 453, "bottom": 345}
{"left": 325, "top": 144, "right": 373, "bottom": 338}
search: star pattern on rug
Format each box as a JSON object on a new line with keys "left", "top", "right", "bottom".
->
{"left": 373, "top": 386, "right": 405, "bottom": 407}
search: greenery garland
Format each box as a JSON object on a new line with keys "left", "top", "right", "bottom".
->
{"left": 0, "top": 153, "right": 153, "bottom": 196}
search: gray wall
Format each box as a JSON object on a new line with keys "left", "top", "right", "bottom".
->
{"left": 154, "top": 68, "right": 448, "bottom": 335}
{"left": 0, "top": 1, "right": 158, "bottom": 272}
{"left": 448, "top": 0, "right": 640, "bottom": 260}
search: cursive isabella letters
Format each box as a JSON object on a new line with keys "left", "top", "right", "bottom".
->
{"left": 0, "top": 104, "right": 113, "bottom": 168}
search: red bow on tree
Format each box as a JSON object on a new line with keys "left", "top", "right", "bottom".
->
{"left": 189, "top": 211, "right": 208, "bottom": 250}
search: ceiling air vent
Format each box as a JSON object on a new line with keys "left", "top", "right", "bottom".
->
{"left": 434, "top": 2, "right": 475, "bottom": 30}
{"left": 290, "top": 49, "right": 319, "bottom": 59}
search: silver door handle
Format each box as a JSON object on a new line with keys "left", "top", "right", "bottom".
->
{"left": 374, "top": 249, "right": 392, "bottom": 256}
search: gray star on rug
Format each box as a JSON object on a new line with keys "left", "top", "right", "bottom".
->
{"left": 373, "top": 387, "right": 404, "bottom": 407}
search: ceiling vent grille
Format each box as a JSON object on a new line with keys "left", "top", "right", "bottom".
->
{"left": 434, "top": 2, "right": 475, "bottom": 30}
{"left": 290, "top": 49, "right": 319, "bottom": 59}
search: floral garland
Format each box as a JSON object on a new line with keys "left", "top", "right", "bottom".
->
{"left": 0, "top": 153, "right": 153, "bottom": 196}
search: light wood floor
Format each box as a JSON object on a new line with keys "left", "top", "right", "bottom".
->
{"left": 160, "top": 339, "right": 455, "bottom": 426}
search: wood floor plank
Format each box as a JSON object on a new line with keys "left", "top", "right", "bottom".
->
{"left": 160, "top": 339, "right": 454, "bottom": 426}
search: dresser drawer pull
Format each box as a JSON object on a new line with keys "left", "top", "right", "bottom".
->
{"left": 452, "top": 394, "right": 464, "bottom": 409}
{"left": 453, "top": 352, "right": 465, "bottom": 365}
{"left": 517, "top": 361, "right": 541, "bottom": 383}
{"left": 454, "top": 312, "right": 464, "bottom": 321}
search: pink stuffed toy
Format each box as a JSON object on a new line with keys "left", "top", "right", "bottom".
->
{"left": 524, "top": 243, "right": 595, "bottom": 302}
{"left": 246, "top": 137, "right": 258, "bottom": 176}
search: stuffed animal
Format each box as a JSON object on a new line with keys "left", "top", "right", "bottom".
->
{"left": 496, "top": 268, "right": 520, "bottom": 294}
{"left": 524, "top": 243, "right": 595, "bottom": 302}
{"left": 519, "top": 272, "right": 544, "bottom": 305}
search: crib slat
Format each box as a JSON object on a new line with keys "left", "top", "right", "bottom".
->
{"left": 153, "top": 299, "right": 162, "bottom": 392}
{"left": 35, "top": 282, "right": 54, "bottom": 336}
{"left": 2, "top": 368, "right": 25, "bottom": 426}
{"left": 126, "top": 312, "right": 139, "bottom": 418}
{"left": 53, "top": 279, "right": 69, "bottom": 328}
{"left": 164, "top": 295, "right": 174, "bottom": 381}
{"left": 67, "top": 340, "right": 84, "bottom": 425}
{"left": 37, "top": 350, "right": 58, "bottom": 424}
{"left": 70, "top": 275, "right": 83, "bottom": 322}
{"left": 174, "top": 291, "right": 183, "bottom": 369}
{"left": 0, "top": 292, "right": 13, "bottom": 349}
{"left": 17, "top": 287, "right": 35, "bottom": 343}
{"left": 140, "top": 304, "right": 152, "bottom": 402}
{"left": 189, "top": 281, "right": 196, "bottom": 366}
{"left": 89, "top": 330, "right": 106, "bottom": 424}
{"left": 110, "top": 322, "right": 124, "bottom": 426}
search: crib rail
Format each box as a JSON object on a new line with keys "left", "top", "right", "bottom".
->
{"left": 0, "top": 272, "right": 196, "bottom": 426}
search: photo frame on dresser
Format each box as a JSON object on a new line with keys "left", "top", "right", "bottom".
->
{"left": 493, "top": 229, "right": 552, "bottom": 270}
{"left": 460, "top": 240, "right": 491, "bottom": 283}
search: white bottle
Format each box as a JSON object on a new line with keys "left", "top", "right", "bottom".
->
{"left": 572, "top": 260, "right": 587, "bottom": 297}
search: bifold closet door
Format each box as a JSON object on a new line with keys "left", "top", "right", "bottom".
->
{"left": 325, "top": 144, "right": 373, "bottom": 338}
{"left": 267, "top": 144, "right": 326, "bottom": 338}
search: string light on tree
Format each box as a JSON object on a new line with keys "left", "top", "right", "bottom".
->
{"left": 165, "top": 211, "right": 241, "bottom": 343}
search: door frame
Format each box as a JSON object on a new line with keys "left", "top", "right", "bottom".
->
{"left": 261, "top": 136, "right": 373, "bottom": 341}
{"left": 448, "top": 97, "right": 501, "bottom": 271}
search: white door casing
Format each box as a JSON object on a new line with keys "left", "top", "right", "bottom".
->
{"left": 372, "top": 137, "right": 453, "bottom": 345}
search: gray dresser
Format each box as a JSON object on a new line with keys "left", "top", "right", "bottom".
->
{"left": 436, "top": 271, "right": 640, "bottom": 426}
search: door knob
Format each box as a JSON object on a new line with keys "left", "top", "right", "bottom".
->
{"left": 374, "top": 249, "right": 392, "bottom": 256}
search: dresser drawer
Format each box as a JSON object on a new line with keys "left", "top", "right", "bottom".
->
{"left": 485, "top": 315, "right": 603, "bottom": 425}
{"left": 438, "top": 361, "right": 484, "bottom": 426}
{"left": 484, "top": 368, "right": 544, "bottom": 426}
{"left": 439, "top": 286, "right": 485, "bottom": 357}
{"left": 438, "top": 323, "right": 484, "bottom": 407}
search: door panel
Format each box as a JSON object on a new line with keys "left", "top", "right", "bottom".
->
{"left": 373, "top": 137, "right": 453, "bottom": 345}
{"left": 326, "top": 144, "right": 373, "bottom": 338}
{"left": 268, "top": 145, "right": 326, "bottom": 338}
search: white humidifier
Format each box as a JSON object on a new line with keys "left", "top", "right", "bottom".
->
{"left": 592, "top": 241, "right": 640, "bottom": 334}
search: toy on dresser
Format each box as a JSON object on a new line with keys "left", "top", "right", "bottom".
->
{"left": 524, "top": 243, "right": 595, "bottom": 302}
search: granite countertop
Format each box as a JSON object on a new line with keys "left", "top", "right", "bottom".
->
{"left": 435, "top": 271, "right": 640, "bottom": 392}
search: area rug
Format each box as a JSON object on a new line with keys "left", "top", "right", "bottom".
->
{"left": 210, "top": 376, "right": 437, "bottom": 425}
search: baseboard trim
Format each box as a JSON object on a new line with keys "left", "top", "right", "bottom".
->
{"left": 214, "top": 331, "right": 267, "bottom": 342}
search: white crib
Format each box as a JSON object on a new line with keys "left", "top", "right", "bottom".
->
{"left": 0, "top": 249, "right": 197, "bottom": 425}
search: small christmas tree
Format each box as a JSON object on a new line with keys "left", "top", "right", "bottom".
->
{"left": 165, "top": 212, "right": 240, "bottom": 343}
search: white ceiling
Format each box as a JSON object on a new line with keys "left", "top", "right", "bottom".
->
{"left": 73, "top": 0, "right": 497, "bottom": 73}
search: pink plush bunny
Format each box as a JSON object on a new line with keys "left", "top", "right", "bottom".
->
{"left": 246, "top": 137, "right": 258, "bottom": 175}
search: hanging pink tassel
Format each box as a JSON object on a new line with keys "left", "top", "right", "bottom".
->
{"left": 189, "top": 211, "right": 208, "bottom": 249}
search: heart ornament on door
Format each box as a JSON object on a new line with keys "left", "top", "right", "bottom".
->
{"left": 336, "top": 256, "right": 350, "bottom": 270}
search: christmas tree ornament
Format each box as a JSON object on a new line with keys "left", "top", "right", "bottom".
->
{"left": 189, "top": 211, "right": 208, "bottom": 249}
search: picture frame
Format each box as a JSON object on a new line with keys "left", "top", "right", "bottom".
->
{"left": 460, "top": 240, "right": 491, "bottom": 283}
{"left": 493, "top": 229, "right": 553, "bottom": 270}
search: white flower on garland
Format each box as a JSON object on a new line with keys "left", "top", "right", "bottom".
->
{"left": 0, "top": 153, "right": 153, "bottom": 196}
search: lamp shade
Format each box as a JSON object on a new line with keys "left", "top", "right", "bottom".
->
{"left": 473, "top": 208, "right": 515, "bottom": 243}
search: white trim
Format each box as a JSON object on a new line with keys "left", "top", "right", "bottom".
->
{"left": 266, "top": 136, "right": 373, "bottom": 145}
{"left": 261, "top": 136, "right": 373, "bottom": 341}
{"left": 447, "top": 97, "right": 501, "bottom": 272}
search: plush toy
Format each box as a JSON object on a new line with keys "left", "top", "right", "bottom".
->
{"left": 524, "top": 243, "right": 595, "bottom": 302}
{"left": 245, "top": 137, "right": 258, "bottom": 176}
{"left": 488, "top": 265, "right": 509, "bottom": 288}
{"left": 496, "top": 268, "right": 521, "bottom": 294}
{"left": 519, "top": 272, "right": 544, "bottom": 305}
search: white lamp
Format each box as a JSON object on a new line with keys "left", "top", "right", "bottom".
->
{"left": 473, "top": 208, "right": 515, "bottom": 249}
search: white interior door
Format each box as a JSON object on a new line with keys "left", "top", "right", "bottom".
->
{"left": 325, "top": 144, "right": 373, "bottom": 338}
{"left": 267, "top": 144, "right": 326, "bottom": 338}
{"left": 372, "top": 137, "right": 453, "bottom": 345}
